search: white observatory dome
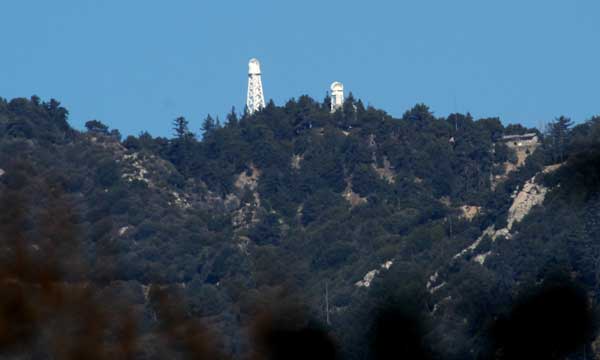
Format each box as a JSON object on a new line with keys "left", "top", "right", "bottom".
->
{"left": 248, "top": 58, "right": 262, "bottom": 75}
{"left": 331, "top": 81, "right": 344, "bottom": 92}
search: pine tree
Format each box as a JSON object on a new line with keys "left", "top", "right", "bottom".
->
{"left": 201, "top": 115, "right": 216, "bottom": 138}
{"left": 172, "top": 116, "right": 192, "bottom": 140}
{"left": 547, "top": 116, "right": 573, "bottom": 163}
{"left": 323, "top": 92, "right": 332, "bottom": 111}
{"left": 225, "top": 107, "right": 238, "bottom": 127}
{"left": 170, "top": 116, "right": 195, "bottom": 175}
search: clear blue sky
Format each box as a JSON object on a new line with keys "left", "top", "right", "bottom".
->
{"left": 1, "top": 0, "right": 598, "bottom": 137}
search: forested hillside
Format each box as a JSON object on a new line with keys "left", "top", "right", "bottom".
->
{"left": 1, "top": 95, "right": 599, "bottom": 359}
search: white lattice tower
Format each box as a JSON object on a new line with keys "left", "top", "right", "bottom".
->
{"left": 247, "top": 58, "right": 266, "bottom": 114}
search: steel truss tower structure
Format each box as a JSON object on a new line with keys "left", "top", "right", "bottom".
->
{"left": 247, "top": 58, "right": 266, "bottom": 115}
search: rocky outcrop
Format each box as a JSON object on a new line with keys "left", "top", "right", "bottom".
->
{"left": 118, "top": 226, "right": 131, "bottom": 237}
{"left": 291, "top": 154, "right": 303, "bottom": 170}
{"left": 367, "top": 133, "right": 395, "bottom": 184}
{"left": 169, "top": 191, "right": 192, "bottom": 210}
{"left": 120, "top": 152, "right": 151, "bottom": 184}
{"left": 473, "top": 251, "right": 492, "bottom": 265}
{"left": 459, "top": 205, "right": 481, "bottom": 221}
{"left": 236, "top": 236, "right": 251, "bottom": 255}
{"left": 427, "top": 165, "right": 563, "bottom": 299}
{"left": 491, "top": 135, "right": 540, "bottom": 189}
{"left": 118, "top": 151, "right": 202, "bottom": 210}
{"left": 355, "top": 260, "right": 394, "bottom": 288}
{"left": 505, "top": 176, "right": 548, "bottom": 230}
{"left": 342, "top": 179, "right": 367, "bottom": 207}
{"left": 87, "top": 136, "right": 207, "bottom": 212}
{"left": 455, "top": 165, "right": 561, "bottom": 264}
{"left": 426, "top": 272, "right": 446, "bottom": 294}
{"left": 232, "top": 192, "right": 261, "bottom": 229}
{"left": 234, "top": 164, "right": 260, "bottom": 191}
{"left": 453, "top": 225, "right": 509, "bottom": 261}
{"left": 372, "top": 156, "right": 396, "bottom": 184}
{"left": 231, "top": 164, "right": 262, "bottom": 230}
{"left": 367, "top": 134, "right": 377, "bottom": 149}
{"left": 119, "top": 151, "right": 182, "bottom": 192}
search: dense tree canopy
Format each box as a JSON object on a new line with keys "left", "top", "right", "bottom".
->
{"left": 0, "top": 95, "right": 599, "bottom": 358}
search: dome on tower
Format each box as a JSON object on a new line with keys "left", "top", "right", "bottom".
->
{"left": 331, "top": 81, "right": 344, "bottom": 92}
{"left": 330, "top": 81, "right": 345, "bottom": 112}
{"left": 248, "top": 58, "right": 262, "bottom": 75}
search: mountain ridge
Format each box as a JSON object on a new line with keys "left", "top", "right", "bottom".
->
{"left": 1, "top": 95, "right": 599, "bottom": 359}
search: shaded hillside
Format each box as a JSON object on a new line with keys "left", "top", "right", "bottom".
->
{"left": 0, "top": 95, "right": 598, "bottom": 359}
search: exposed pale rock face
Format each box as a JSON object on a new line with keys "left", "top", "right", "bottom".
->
{"left": 372, "top": 156, "right": 396, "bottom": 184}
{"left": 236, "top": 236, "right": 251, "bottom": 255}
{"left": 231, "top": 164, "right": 262, "bottom": 229}
{"left": 381, "top": 260, "right": 393, "bottom": 270}
{"left": 426, "top": 272, "right": 446, "bottom": 294}
{"left": 141, "top": 284, "right": 151, "bottom": 302}
{"left": 355, "top": 260, "right": 394, "bottom": 288}
{"left": 431, "top": 296, "right": 452, "bottom": 315}
{"left": 459, "top": 205, "right": 481, "bottom": 221}
{"left": 430, "top": 282, "right": 446, "bottom": 294}
{"left": 367, "top": 134, "right": 377, "bottom": 149}
{"left": 455, "top": 169, "right": 558, "bottom": 264}
{"left": 427, "top": 272, "right": 439, "bottom": 289}
{"left": 453, "top": 225, "right": 498, "bottom": 260}
{"left": 296, "top": 204, "right": 304, "bottom": 218}
{"left": 342, "top": 181, "right": 367, "bottom": 207}
{"left": 235, "top": 164, "right": 260, "bottom": 191}
{"left": 169, "top": 191, "right": 191, "bottom": 210}
{"left": 232, "top": 192, "right": 261, "bottom": 229}
{"left": 439, "top": 197, "right": 451, "bottom": 207}
{"left": 121, "top": 153, "right": 150, "bottom": 184}
{"left": 0, "top": 168, "right": 4, "bottom": 177}
{"left": 428, "top": 164, "right": 563, "bottom": 311}
{"left": 356, "top": 269, "right": 378, "bottom": 288}
{"left": 491, "top": 138, "right": 540, "bottom": 189}
{"left": 291, "top": 154, "right": 303, "bottom": 170}
{"left": 473, "top": 251, "right": 492, "bottom": 265}
{"left": 543, "top": 163, "right": 563, "bottom": 174}
{"left": 118, "top": 226, "right": 131, "bottom": 236}
{"left": 224, "top": 193, "right": 241, "bottom": 211}
{"left": 506, "top": 177, "right": 547, "bottom": 229}
{"left": 116, "top": 149, "right": 200, "bottom": 211}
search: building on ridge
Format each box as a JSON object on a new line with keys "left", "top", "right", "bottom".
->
{"left": 501, "top": 133, "right": 539, "bottom": 150}
{"left": 247, "top": 58, "right": 266, "bottom": 115}
{"left": 330, "top": 81, "right": 344, "bottom": 113}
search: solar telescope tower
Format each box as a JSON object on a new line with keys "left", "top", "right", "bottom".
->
{"left": 246, "top": 58, "right": 266, "bottom": 114}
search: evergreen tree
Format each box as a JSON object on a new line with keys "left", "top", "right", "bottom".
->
{"left": 547, "top": 116, "right": 573, "bottom": 163}
{"left": 403, "top": 103, "right": 434, "bottom": 122}
{"left": 201, "top": 114, "right": 216, "bottom": 138}
{"left": 85, "top": 120, "right": 109, "bottom": 134}
{"left": 323, "top": 92, "right": 332, "bottom": 111}
{"left": 343, "top": 92, "right": 356, "bottom": 115}
{"left": 169, "top": 116, "right": 195, "bottom": 176}
{"left": 172, "top": 116, "right": 193, "bottom": 140}
{"left": 225, "top": 107, "right": 238, "bottom": 127}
